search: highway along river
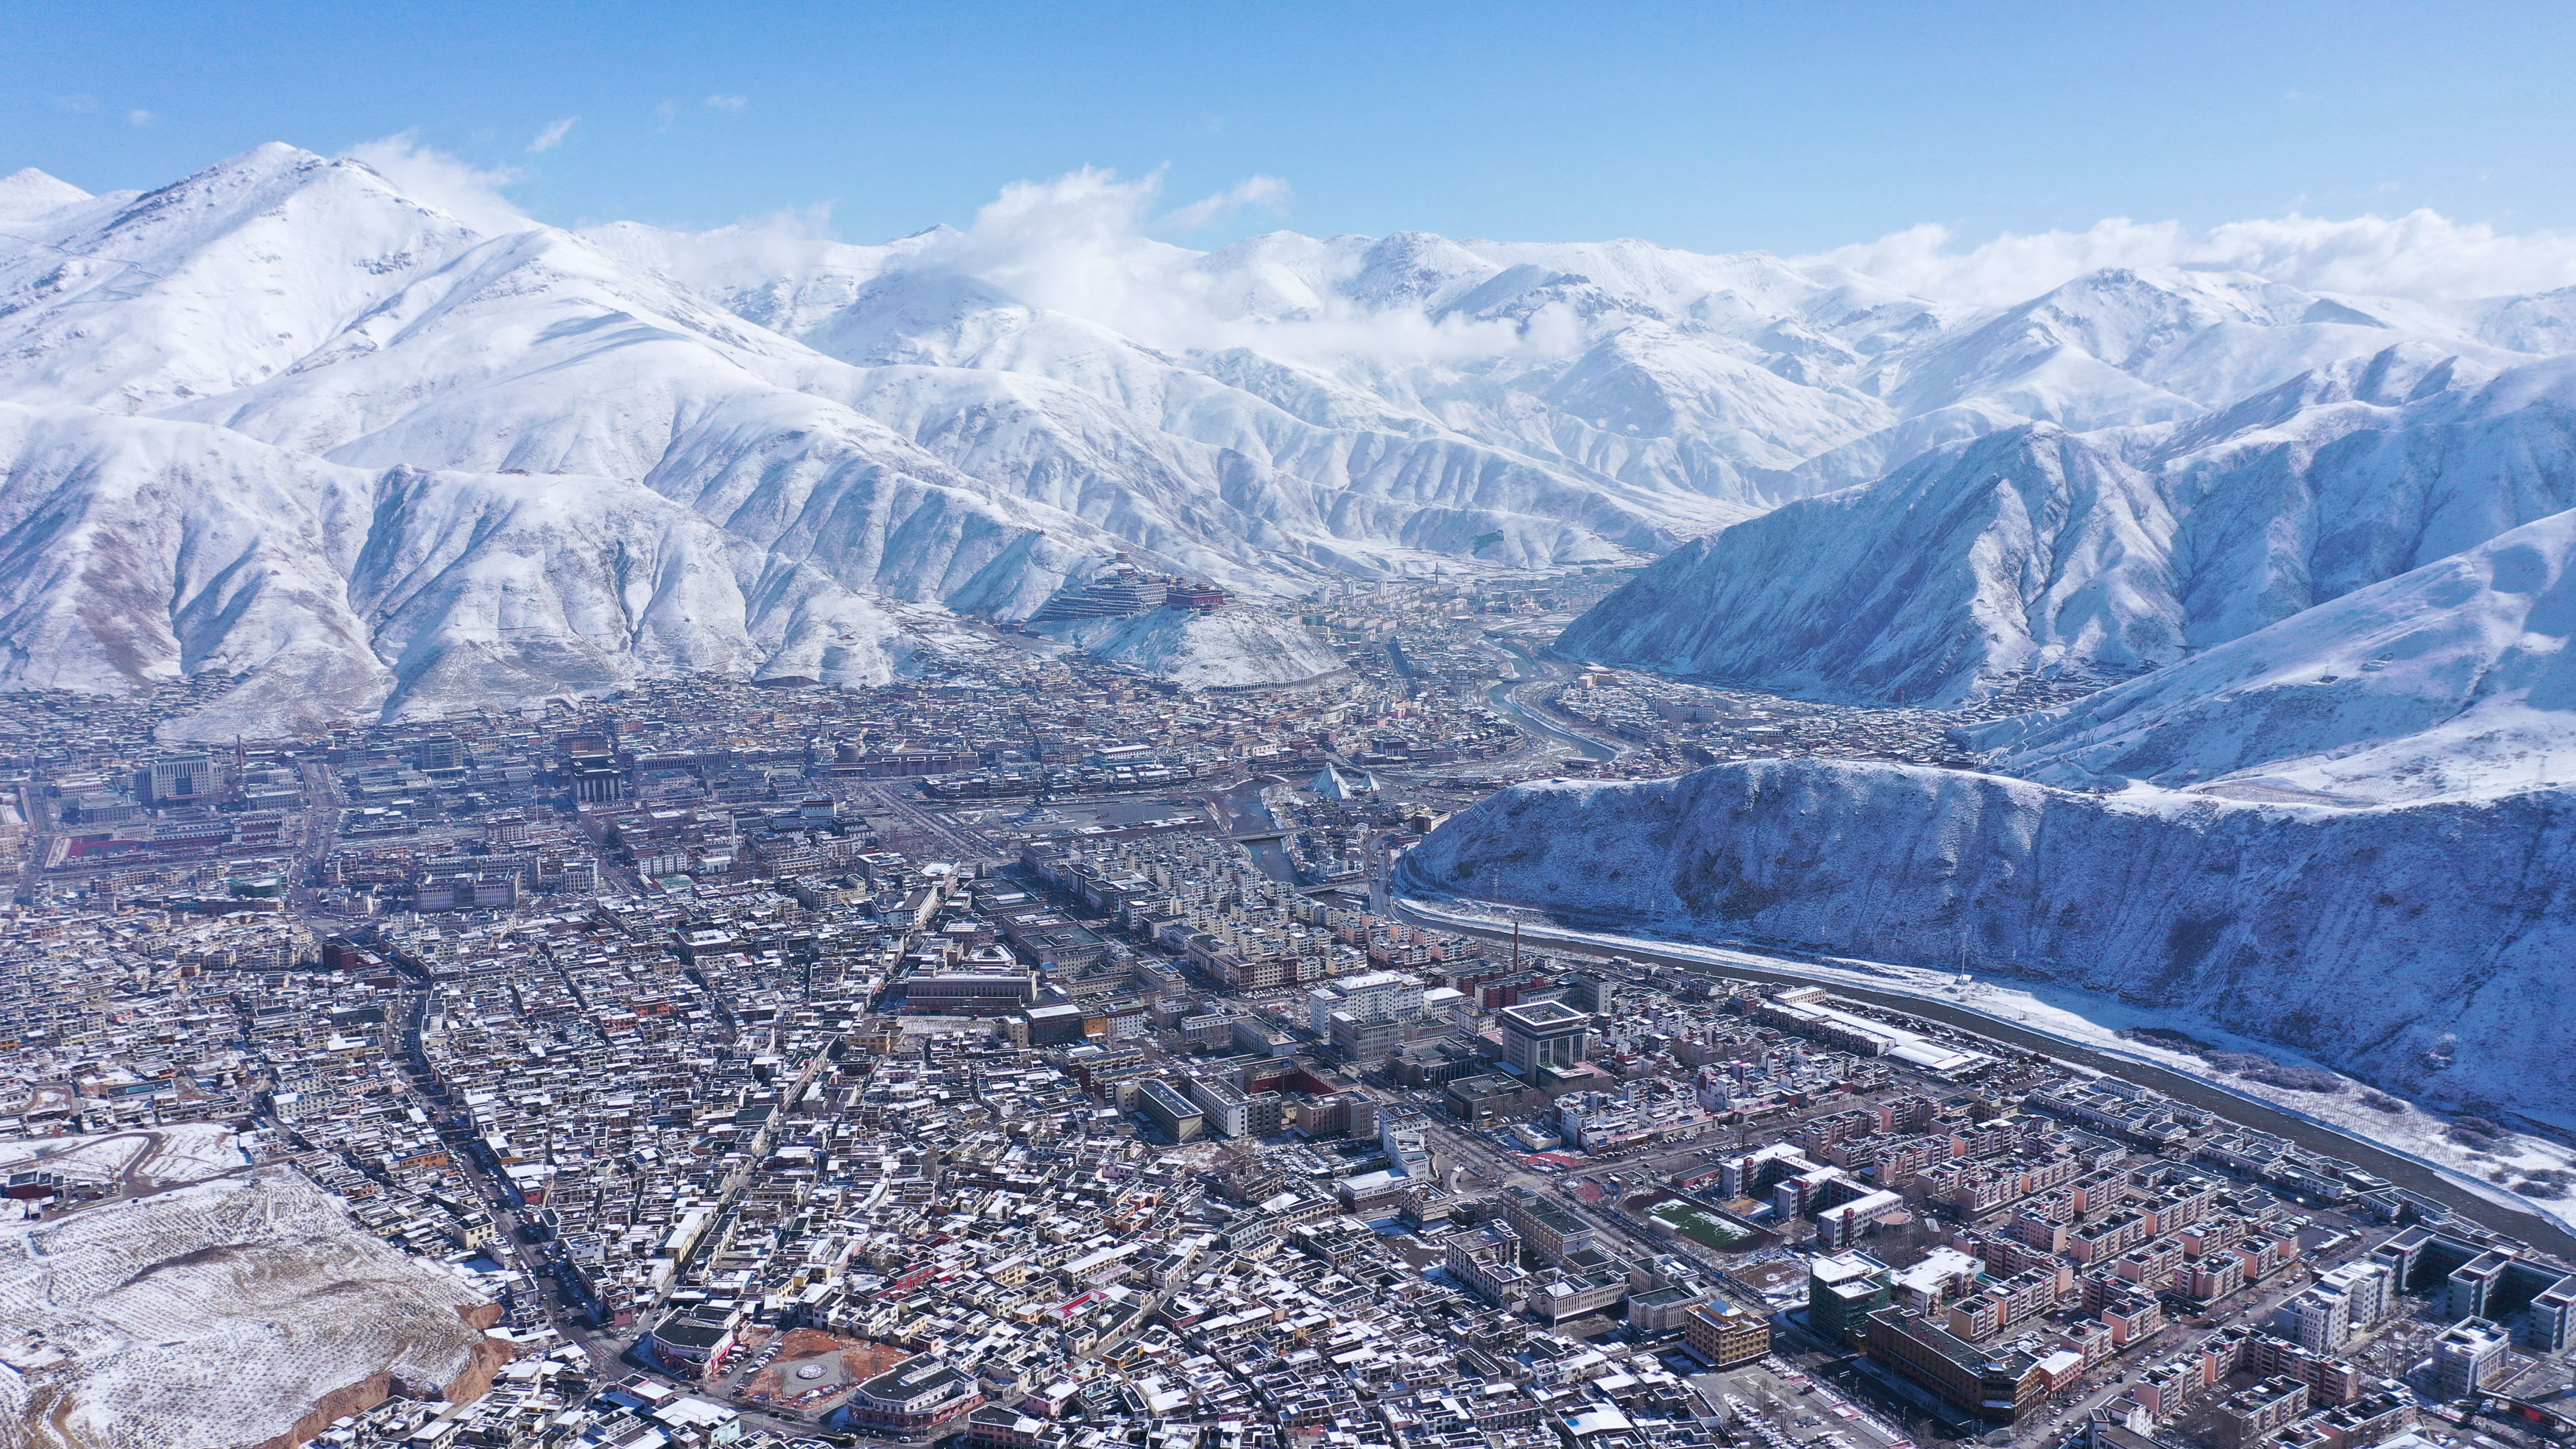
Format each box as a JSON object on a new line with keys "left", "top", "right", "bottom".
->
{"left": 1395, "top": 893, "right": 2576, "bottom": 1257}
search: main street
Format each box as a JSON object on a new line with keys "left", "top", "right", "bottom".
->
{"left": 385, "top": 985, "right": 634, "bottom": 1380}
{"left": 291, "top": 754, "right": 339, "bottom": 911}
{"left": 856, "top": 780, "right": 1007, "bottom": 864}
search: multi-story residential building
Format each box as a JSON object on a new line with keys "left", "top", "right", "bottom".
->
{"left": 1864, "top": 1307, "right": 2051, "bottom": 1425}
{"left": 2431, "top": 1317, "right": 2510, "bottom": 1397}
{"left": 1683, "top": 1301, "right": 1772, "bottom": 1367}
{"left": 2212, "top": 1376, "right": 2310, "bottom": 1449}
{"left": 1501, "top": 1191, "right": 1596, "bottom": 1266}
{"left": 1137, "top": 1080, "right": 1204, "bottom": 1142}
{"left": 1184, "top": 1074, "right": 1250, "bottom": 1138}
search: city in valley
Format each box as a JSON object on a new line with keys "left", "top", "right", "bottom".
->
{"left": 4, "top": 575, "right": 2570, "bottom": 1449}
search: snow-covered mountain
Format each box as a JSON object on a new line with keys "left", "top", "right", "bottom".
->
{"left": 1969, "top": 506, "right": 2576, "bottom": 804}
{"left": 1557, "top": 423, "right": 2183, "bottom": 701}
{"left": 0, "top": 403, "right": 949, "bottom": 740}
{"left": 1404, "top": 759, "right": 2576, "bottom": 1123}
{"left": 1562, "top": 342, "right": 2576, "bottom": 704}
{"left": 1431, "top": 389, "right": 2576, "bottom": 1123}
{"left": 10, "top": 143, "right": 2576, "bottom": 731}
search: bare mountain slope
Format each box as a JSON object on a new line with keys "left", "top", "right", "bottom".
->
{"left": 0, "top": 1165, "right": 506, "bottom": 1449}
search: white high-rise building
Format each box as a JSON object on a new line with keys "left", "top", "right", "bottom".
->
{"left": 2432, "top": 1317, "right": 2510, "bottom": 1397}
{"left": 2270, "top": 1289, "right": 2350, "bottom": 1354}
{"left": 2318, "top": 1260, "right": 2393, "bottom": 1328}
{"left": 1307, "top": 970, "right": 1422, "bottom": 1032}
{"left": 1306, "top": 988, "right": 1342, "bottom": 1035}
{"left": 2273, "top": 1258, "right": 2393, "bottom": 1355}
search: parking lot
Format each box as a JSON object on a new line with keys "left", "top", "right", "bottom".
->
{"left": 1689, "top": 1358, "right": 1915, "bottom": 1449}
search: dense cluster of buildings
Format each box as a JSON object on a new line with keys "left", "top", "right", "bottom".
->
{"left": 5, "top": 581, "right": 2575, "bottom": 1449}
{"left": 1540, "top": 670, "right": 2110, "bottom": 779}
{"left": 1770, "top": 1077, "right": 2576, "bottom": 1444}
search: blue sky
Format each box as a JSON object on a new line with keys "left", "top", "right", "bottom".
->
{"left": 8, "top": 1, "right": 2574, "bottom": 258}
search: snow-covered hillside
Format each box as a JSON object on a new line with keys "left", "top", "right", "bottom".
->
{"left": 1563, "top": 344, "right": 2576, "bottom": 704}
{"left": 13, "top": 143, "right": 2576, "bottom": 730}
{"left": 1034, "top": 606, "right": 1343, "bottom": 689}
{"left": 1404, "top": 759, "right": 2576, "bottom": 1123}
{"left": 0, "top": 1163, "right": 506, "bottom": 1449}
{"left": 1970, "top": 506, "right": 2576, "bottom": 804}
{"left": 1466, "top": 343, "right": 2576, "bottom": 1136}
{"left": 1558, "top": 424, "right": 2182, "bottom": 701}
{"left": 0, "top": 404, "right": 946, "bottom": 740}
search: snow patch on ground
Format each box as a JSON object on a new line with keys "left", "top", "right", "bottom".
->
{"left": 0, "top": 1126, "right": 251, "bottom": 1196}
{"left": 0, "top": 1165, "right": 497, "bottom": 1449}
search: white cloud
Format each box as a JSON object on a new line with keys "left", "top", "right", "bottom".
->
{"left": 907, "top": 167, "right": 1560, "bottom": 367}
{"left": 125, "top": 109, "right": 155, "bottom": 128}
{"left": 704, "top": 94, "right": 747, "bottom": 113}
{"left": 1800, "top": 210, "right": 2576, "bottom": 306}
{"left": 528, "top": 116, "right": 578, "bottom": 154}
{"left": 342, "top": 132, "right": 532, "bottom": 236}
{"left": 1163, "top": 174, "right": 1292, "bottom": 231}
{"left": 590, "top": 204, "right": 849, "bottom": 296}
{"left": 926, "top": 168, "right": 1178, "bottom": 330}
{"left": 656, "top": 99, "right": 680, "bottom": 131}
{"left": 53, "top": 93, "right": 98, "bottom": 113}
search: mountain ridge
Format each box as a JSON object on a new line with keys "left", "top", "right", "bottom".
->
{"left": 1561, "top": 346, "right": 2576, "bottom": 705}
{"left": 11, "top": 144, "right": 2576, "bottom": 730}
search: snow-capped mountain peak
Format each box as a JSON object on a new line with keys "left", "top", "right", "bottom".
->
{"left": 0, "top": 166, "right": 92, "bottom": 224}
{"left": 0, "top": 144, "right": 492, "bottom": 413}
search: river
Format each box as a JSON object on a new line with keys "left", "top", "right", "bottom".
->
{"left": 1209, "top": 776, "right": 1301, "bottom": 884}
{"left": 1482, "top": 639, "right": 1622, "bottom": 763}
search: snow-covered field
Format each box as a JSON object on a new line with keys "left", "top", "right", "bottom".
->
{"left": 0, "top": 1124, "right": 250, "bottom": 1200}
{"left": 0, "top": 1165, "right": 499, "bottom": 1449}
{"left": 1032, "top": 605, "right": 1342, "bottom": 689}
